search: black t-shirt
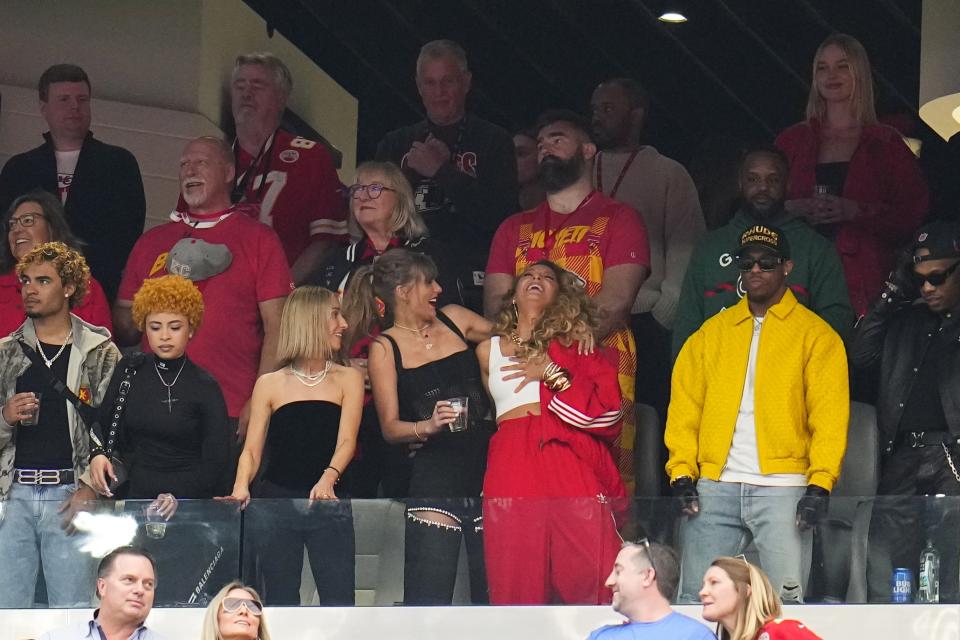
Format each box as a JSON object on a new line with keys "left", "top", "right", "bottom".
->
{"left": 14, "top": 341, "right": 73, "bottom": 469}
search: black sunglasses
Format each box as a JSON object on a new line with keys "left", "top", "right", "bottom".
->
{"left": 913, "top": 261, "right": 960, "bottom": 288}
{"left": 734, "top": 254, "right": 784, "bottom": 272}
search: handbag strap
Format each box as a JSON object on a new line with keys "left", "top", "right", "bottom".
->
{"left": 95, "top": 354, "right": 144, "bottom": 456}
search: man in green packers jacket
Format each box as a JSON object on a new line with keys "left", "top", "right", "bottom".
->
{"left": 672, "top": 145, "right": 855, "bottom": 358}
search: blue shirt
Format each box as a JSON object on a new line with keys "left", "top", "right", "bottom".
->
{"left": 588, "top": 612, "right": 717, "bottom": 640}
{"left": 39, "top": 610, "right": 167, "bottom": 640}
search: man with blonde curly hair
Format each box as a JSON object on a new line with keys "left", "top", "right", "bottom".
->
{"left": 0, "top": 241, "right": 120, "bottom": 607}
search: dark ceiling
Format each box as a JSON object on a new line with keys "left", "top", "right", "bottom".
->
{"left": 242, "top": 0, "right": 923, "bottom": 166}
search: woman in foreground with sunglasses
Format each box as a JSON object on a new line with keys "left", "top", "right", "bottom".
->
{"left": 311, "top": 160, "right": 464, "bottom": 498}
{"left": 200, "top": 581, "right": 272, "bottom": 640}
{"left": 479, "top": 260, "right": 626, "bottom": 605}
{"left": 700, "top": 557, "right": 822, "bottom": 640}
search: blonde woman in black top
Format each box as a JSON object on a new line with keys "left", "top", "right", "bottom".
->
{"left": 225, "top": 286, "right": 362, "bottom": 605}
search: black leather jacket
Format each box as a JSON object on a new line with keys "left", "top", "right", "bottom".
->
{"left": 850, "top": 294, "right": 960, "bottom": 456}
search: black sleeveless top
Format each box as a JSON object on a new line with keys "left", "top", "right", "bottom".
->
{"left": 262, "top": 400, "right": 341, "bottom": 492}
{"left": 381, "top": 311, "right": 492, "bottom": 498}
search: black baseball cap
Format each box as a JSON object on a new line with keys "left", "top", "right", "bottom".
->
{"left": 912, "top": 220, "right": 960, "bottom": 263}
{"left": 736, "top": 224, "right": 790, "bottom": 259}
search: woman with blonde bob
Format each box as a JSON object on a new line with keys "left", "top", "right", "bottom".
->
{"left": 200, "top": 581, "right": 272, "bottom": 640}
{"left": 700, "top": 557, "right": 822, "bottom": 640}
{"left": 479, "top": 260, "right": 626, "bottom": 605}
{"left": 775, "top": 33, "right": 928, "bottom": 315}
{"left": 225, "top": 286, "right": 362, "bottom": 605}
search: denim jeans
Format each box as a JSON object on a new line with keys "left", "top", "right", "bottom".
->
{"left": 678, "top": 478, "right": 811, "bottom": 603}
{"left": 0, "top": 482, "right": 95, "bottom": 607}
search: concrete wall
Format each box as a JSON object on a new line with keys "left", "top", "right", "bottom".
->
{"left": 0, "top": 0, "right": 358, "bottom": 176}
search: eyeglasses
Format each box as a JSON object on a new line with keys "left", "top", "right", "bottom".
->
{"left": 6, "top": 213, "right": 45, "bottom": 232}
{"left": 638, "top": 537, "right": 658, "bottom": 578}
{"left": 735, "top": 254, "right": 784, "bottom": 272}
{"left": 222, "top": 597, "right": 263, "bottom": 616}
{"left": 348, "top": 183, "right": 396, "bottom": 199}
{"left": 913, "top": 261, "right": 960, "bottom": 288}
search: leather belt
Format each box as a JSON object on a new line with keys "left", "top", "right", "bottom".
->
{"left": 896, "top": 431, "right": 960, "bottom": 449}
{"left": 14, "top": 468, "right": 75, "bottom": 485}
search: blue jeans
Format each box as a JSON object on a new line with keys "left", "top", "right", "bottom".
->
{"left": 678, "top": 479, "right": 811, "bottom": 603}
{"left": 0, "top": 483, "right": 95, "bottom": 607}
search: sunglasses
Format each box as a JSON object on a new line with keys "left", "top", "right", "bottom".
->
{"left": 222, "top": 597, "right": 263, "bottom": 616}
{"left": 638, "top": 537, "right": 658, "bottom": 577}
{"left": 735, "top": 254, "right": 784, "bottom": 272}
{"left": 913, "top": 261, "right": 960, "bottom": 288}
{"left": 348, "top": 183, "right": 396, "bottom": 200}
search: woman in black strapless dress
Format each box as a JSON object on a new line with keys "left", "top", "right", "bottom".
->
{"left": 225, "top": 286, "right": 364, "bottom": 605}
{"left": 356, "top": 249, "right": 494, "bottom": 605}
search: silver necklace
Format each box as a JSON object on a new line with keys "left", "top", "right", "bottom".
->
{"left": 393, "top": 321, "right": 434, "bottom": 350}
{"left": 289, "top": 361, "right": 332, "bottom": 387}
{"left": 36, "top": 329, "right": 73, "bottom": 368}
{"left": 155, "top": 358, "right": 186, "bottom": 413}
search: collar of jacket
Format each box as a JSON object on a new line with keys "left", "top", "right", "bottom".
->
{"left": 727, "top": 288, "right": 799, "bottom": 326}
{"left": 10, "top": 313, "right": 112, "bottom": 353}
{"left": 42, "top": 130, "right": 94, "bottom": 149}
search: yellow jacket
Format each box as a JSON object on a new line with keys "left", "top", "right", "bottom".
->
{"left": 665, "top": 289, "right": 849, "bottom": 491}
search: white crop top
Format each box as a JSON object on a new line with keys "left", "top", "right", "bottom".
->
{"left": 488, "top": 336, "right": 541, "bottom": 419}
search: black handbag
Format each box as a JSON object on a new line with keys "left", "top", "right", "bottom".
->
{"left": 17, "top": 341, "right": 143, "bottom": 492}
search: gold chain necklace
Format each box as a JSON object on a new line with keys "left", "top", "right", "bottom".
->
{"left": 393, "top": 321, "right": 434, "bottom": 350}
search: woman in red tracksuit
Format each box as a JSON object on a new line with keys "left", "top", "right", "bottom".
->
{"left": 700, "top": 557, "right": 823, "bottom": 640}
{"left": 477, "top": 260, "right": 626, "bottom": 605}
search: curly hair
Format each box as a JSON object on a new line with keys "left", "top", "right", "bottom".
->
{"left": 131, "top": 275, "right": 205, "bottom": 330}
{"left": 16, "top": 241, "right": 89, "bottom": 308}
{"left": 491, "top": 260, "right": 598, "bottom": 359}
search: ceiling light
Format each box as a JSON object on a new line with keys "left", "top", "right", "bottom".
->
{"left": 658, "top": 11, "right": 688, "bottom": 23}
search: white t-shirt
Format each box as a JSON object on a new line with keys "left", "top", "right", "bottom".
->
{"left": 719, "top": 315, "right": 806, "bottom": 486}
{"left": 55, "top": 149, "right": 80, "bottom": 203}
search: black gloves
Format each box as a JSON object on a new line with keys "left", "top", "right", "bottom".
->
{"left": 795, "top": 485, "right": 830, "bottom": 531}
{"left": 671, "top": 476, "right": 699, "bottom": 515}
{"left": 878, "top": 249, "right": 918, "bottom": 309}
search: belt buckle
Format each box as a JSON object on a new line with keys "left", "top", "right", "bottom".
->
{"left": 38, "top": 469, "right": 62, "bottom": 485}
{"left": 909, "top": 432, "right": 924, "bottom": 448}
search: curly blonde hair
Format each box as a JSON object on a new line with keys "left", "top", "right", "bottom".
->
{"left": 131, "top": 275, "right": 205, "bottom": 330}
{"left": 15, "top": 241, "right": 89, "bottom": 308}
{"left": 491, "top": 261, "right": 598, "bottom": 359}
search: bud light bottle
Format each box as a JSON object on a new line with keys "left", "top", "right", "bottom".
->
{"left": 917, "top": 540, "right": 940, "bottom": 603}
{"left": 891, "top": 567, "right": 913, "bottom": 603}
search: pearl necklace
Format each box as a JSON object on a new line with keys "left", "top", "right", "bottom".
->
{"left": 394, "top": 321, "right": 434, "bottom": 350}
{"left": 36, "top": 329, "right": 74, "bottom": 368}
{"left": 289, "top": 361, "right": 332, "bottom": 387}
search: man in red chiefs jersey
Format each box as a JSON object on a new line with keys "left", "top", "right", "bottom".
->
{"left": 229, "top": 52, "right": 347, "bottom": 282}
{"left": 117, "top": 137, "right": 291, "bottom": 440}
{"left": 485, "top": 109, "right": 650, "bottom": 491}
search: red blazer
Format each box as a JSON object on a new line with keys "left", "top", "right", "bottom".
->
{"left": 776, "top": 119, "right": 929, "bottom": 315}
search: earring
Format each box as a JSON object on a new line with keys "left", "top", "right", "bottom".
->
{"left": 512, "top": 300, "right": 518, "bottom": 317}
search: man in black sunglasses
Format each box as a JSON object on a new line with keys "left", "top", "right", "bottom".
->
{"left": 852, "top": 220, "right": 960, "bottom": 603}
{"left": 667, "top": 224, "right": 848, "bottom": 603}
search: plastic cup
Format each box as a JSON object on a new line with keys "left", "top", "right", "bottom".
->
{"left": 144, "top": 504, "right": 167, "bottom": 539}
{"left": 20, "top": 392, "right": 42, "bottom": 426}
{"left": 447, "top": 397, "right": 469, "bottom": 432}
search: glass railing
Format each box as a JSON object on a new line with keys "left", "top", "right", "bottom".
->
{"left": 2, "top": 496, "right": 958, "bottom": 608}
